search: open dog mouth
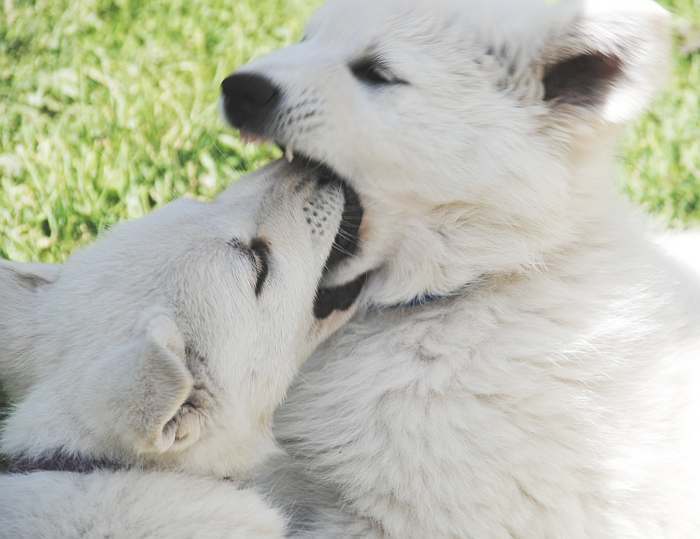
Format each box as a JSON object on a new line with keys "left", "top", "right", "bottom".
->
{"left": 309, "top": 160, "right": 368, "bottom": 320}
{"left": 234, "top": 126, "right": 369, "bottom": 320}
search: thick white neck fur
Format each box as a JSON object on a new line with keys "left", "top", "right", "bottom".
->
{"left": 350, "top": 129, "right": 628, "bottom": 308}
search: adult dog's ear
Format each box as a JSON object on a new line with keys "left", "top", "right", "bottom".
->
{"left": 539, "top": 0, "right": 670, "bottom": 126}
{"left": 85, "top": 309, "right": 197, "bottom": 456}
{"left": 0, "top": 260, "right": 62, "bottom": 397}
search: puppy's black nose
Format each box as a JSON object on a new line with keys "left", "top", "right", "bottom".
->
{"left": 221, "top": 73, "right": 280, "bottom": 131}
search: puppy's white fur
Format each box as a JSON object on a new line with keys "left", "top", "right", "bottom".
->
{"left": 0, "top": 162, "right": 360, "bottom": 538}
{"left": 233, "top": 1, "right": 700, "bottom": 537}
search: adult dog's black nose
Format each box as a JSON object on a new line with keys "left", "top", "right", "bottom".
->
{"left": 221, "top": 73, "right": 280, "bottom": 132}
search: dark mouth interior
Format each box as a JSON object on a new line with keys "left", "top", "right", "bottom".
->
{"left": 292, "top": 154, "right": 367, "bottom": 320}
{"left": 323, "top": 174, "right": 363, "bottom": 273}
{"left": 314, "top": 272, "right": 368, "bottom": 320}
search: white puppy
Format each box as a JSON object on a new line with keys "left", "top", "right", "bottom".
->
{"left": 0, "top": 161, "right": 366, "bottom": 538}
{"left": 222, "top": 1, "right": 700, "bottom": 537}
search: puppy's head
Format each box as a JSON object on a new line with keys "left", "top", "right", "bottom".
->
{"left": 221, "top": 0, "right": 670, "bottom": 305}
{"left": 0, "top": 161, "right": 366, "bottom": 477}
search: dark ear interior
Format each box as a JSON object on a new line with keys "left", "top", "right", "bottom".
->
{"left": 543, "top": 52, "right": 623, "bottom": 108}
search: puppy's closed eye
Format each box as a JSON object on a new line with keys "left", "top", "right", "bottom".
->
{"left": 350, "top": 56, "right": 408, "bottom": 86}
{"left": 249, "top": 238, "right": 270, "bottom": 296}
{"left": 226, "top": 237, "right": 270, "bottom": 296}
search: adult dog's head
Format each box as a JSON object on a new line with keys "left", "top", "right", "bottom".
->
{"left": 221, "top": 0, "right": 670, "bottom": 305}
{"left": 0, "top": 161, "right": 366, "bottom": 477}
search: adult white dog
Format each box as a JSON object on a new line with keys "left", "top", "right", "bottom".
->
{"left": 0, "top": 161, "right": 367, "bottom": 538}
{"left": 221, "top": 0, "right": 700, "bottom": 537}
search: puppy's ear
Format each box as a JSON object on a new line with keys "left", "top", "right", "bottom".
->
{"left": 538, "top": 0, "right": 670, "bottom": 125}
{"left": 0, "top": 260, "right": 62, "bottom": 396}
{"left": 85, "top": 309, "right": 197, "bottom": 455}
{"left": 0, "top": 260, "right": 61, "bottom": 289}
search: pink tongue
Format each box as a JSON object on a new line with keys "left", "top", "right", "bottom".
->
{"left": 240, "top": 131, "right": 269, "bottom": 145}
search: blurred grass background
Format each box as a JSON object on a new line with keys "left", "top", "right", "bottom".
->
{"left": 0, "top": 0, "right": 319, "bottom": 263}
{"left": 0, "top": 0, "right": 699, "bottom": 266}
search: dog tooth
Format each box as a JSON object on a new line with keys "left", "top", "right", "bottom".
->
{"left": 286, "top": 145, "right": 295, "bottom": 163}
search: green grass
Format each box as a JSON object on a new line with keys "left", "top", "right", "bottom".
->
{"left": 0, "top": 0, "right": 698, "bottom": 266}
{"left": 0, "top": 0, "right": 322, "bottom": 263}
{"left": 623, "top": 0, "right": 700, "bottom": 226}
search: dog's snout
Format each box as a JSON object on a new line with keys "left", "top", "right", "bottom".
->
{"left": 221, "top": 73, "right": 280, "bottom": 132}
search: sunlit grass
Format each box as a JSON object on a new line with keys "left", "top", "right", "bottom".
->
{"left": 0, "top": 0, "right": 321, "bottom": 263}
{"left": 623, "top": 0, "right": 700, "bottom": 226}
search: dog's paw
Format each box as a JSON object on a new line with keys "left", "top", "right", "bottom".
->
{"left": 124, "top": 311, "right": 200, "bottom": 455}
{"left": 161, "top": 398, "right": 203, "bottom": 453}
